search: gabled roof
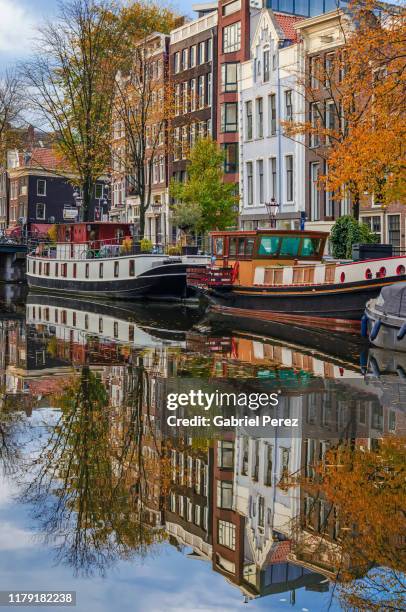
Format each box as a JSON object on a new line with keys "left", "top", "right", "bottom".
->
{"left": 19, "top": 147, "right": 70, "bottom": 172}
{"left": 251, "top": 8, "right": 304, "bottom": 51}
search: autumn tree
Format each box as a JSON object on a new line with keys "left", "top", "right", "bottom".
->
{"left": 170, "top": 138, "right": 238, "bottom": 235}
{"left": 0, "top": 70, "right": 24, "bottom": 165}
{"left": 285, "top": 1, "right": 406, "bottom": 217}
{"left": 22, "top": 0, "right": 124, "bottom": 221}
{"left": 296, "top": 437, "right": 406, "bottom": 611}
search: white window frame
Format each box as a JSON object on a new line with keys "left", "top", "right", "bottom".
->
{"left": 37, "top": 179, "right": 46, "bottom": 196}
{"left": 36, "top": 202, "right": 46, "bottom": 220}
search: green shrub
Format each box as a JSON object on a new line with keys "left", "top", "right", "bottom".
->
{"left": 330, "top": 216, "right": 379, "bottom": 259}
{"left": 166, "top": 245, "right": 182, "bottom": 255}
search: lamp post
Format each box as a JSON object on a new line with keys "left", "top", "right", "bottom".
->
{"left": 265, "top": 198, "right": 279, "bottom": 229}
{"left": 72, "top": 187, "right": 82, "bottom": 221}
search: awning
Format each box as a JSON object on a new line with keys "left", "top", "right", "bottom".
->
{"left": 5, "top": 225, "right": 21, "bottom": 237}
{"left": 31, "top": 223, "right": 53, "bottom": 236}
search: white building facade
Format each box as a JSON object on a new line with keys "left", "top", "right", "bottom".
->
{"left": 239, "top": 9, "right": 305, "bottom": 231}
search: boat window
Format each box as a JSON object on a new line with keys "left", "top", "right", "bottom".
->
{"left": 114, "top": 261, "right": 119, "bottom": 278}
{"left": 280, "top": 236, "right": 301, "bottom": 257}
{"left": 85, "top": 314, "right": 89, "bottom": 330}
{"left": 129, "top": 324, "right": 134, "bottom": 341}
{"left": 229, "top": 237, "right": 237, "bottom": 256}
{"left": 33, "top": 261, "right": 36, "bottom": 274}
{"left": 114, "top": 322, "right": 119, "bottom": 338}
{"left": 85, "top": 264, "right": 89, "bottom": 278}
{"left": 73, "top": 263, "right": 77, "bottom": 278}
{"left": 99, "top": 317, "right": 103, "bottom": 333}
{"left": 215, "top": 237, "right": 224, "bottom": 256}
{"left": 301, "top": 237, "right": 321, "bottom": 257}
{"left": 129, "top": 260, "right": 135, "bottom": 277}
{"left": 246, "top": 238, "right": 255, "bottom": 256}
{"left": 238, "top": 238, "right": 245, "bottom": 256}
{"left": 55, "top": 263, "right": 58, "bottom": 277}
{"left": 39, "top": 262, "right": 42, "bottom": 275}
{"left": 99, "top": 263, "right": 103, "bottom": 278}
{"left": 258, "top": 236, "right": 281, "bottom": 256}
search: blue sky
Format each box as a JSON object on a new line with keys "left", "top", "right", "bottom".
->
{"left": 0, "top": 0, "right": 195, "bottom": 69}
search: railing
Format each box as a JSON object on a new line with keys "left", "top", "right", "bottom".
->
{"left": 187, "top": 266, "right": 234, "bottom": 288}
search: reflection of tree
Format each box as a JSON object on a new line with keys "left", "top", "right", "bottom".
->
{"left": 0, "top": 407, "right": 26, "bottom": 478}
{"left": 19, "top": 366, "right": 166, "bottom": 576}
{"left": 298, "top": 437, "right": 406, "bottom": 611}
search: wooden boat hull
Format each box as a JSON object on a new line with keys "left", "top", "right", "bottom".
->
{"left": 202, "top": 275, "right": 406, "bottom": 331}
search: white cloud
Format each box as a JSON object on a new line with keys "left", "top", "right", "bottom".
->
{"left": 0, "top": 522, "right": 35, "bottom": 549}
{"left": 0, "top": 0, "right": 36, "bottom": 55}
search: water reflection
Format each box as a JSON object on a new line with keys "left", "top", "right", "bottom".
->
{"left": 0, "top": 288, "right": 404, "bottom": 610}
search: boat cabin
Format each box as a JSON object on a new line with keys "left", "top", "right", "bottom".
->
{"left": 207, "top": 229, "right": 329, "bottom": 287}
{"left": 56, "top": 222, "right": 131, "bottom": 245}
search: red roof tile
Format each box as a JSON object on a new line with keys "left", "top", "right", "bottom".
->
{"left": 21, "top": 147, "right": 70, "bottom": 172}
{"left": 274, "top": 12, "right": 304, "bottom": 43}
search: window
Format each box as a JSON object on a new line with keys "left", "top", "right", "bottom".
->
{"left": 221, "top": 63, "right": 238, "bottom": 93}
{"left": 310, "top": 103, "right": 320, "bottom": 147}
{"left": 114, "top": 321, "right": 118, "bottom": 338}
{"left": 246, "top": 162, "right": 253, "bottom": 206}
{"left": 256, "top": 98, "right": 263, "bottom": 138}
{"left": 207, "top": 38, "right": 213, "bottom": 61}
{"left": 95, "top": 183, "right": 103, "bottom": 199}
{"left": 310, "top": 56, "right": 320, "bottom": 89}
{"left": 325, "top": 100, "right": 337, "bottom": 144}
{"left": 182, "top": 81, "right": 188, "bottom": 114}
{"left": 263, "top": 49, "right": 270, "bottom": 82}
{"left": 217, "top": 440, "right": 234, "bottom": 468}
{"left": 214, "top": 237, "right": 224, "bottom": 255}
{"left": 198, "top": 75, "right": 205, "bottom": 108}
{"left": 388, "top": 215, "right": 401, "bottom": 251}
{"left": 129, "top": 324, "right": 134, "bottom": 342}
{"left": 280, "top": 447, "right": 290, "bottom": 479}
{"left": 190, "top": 78, "right": 196, "bottom": 111}
{"left": 361, "top": 216, "right": 382, "bottom": 241}
{"left": 218, "top": 520, "right": 236, "bottom": 550}
{"left": 245, "top": 101, "right": 253, "bottom": 140}
{"left": 198, "top": 41, "right": 205, "bottom": 64}
{"left": 99, "top": 317, "right": 103, "bottom": 333}
{"left": 174, "top": 84, "right": 181, "bottom": 116}
{"left": 269, "top": 94, "right": 276, "bottom": 136}
{"left": 285, "top": 155, "right": 293, "bottom": 202}
{"left": 190, "top": 45, "right": 196, "bottom": 67}
{"left": 99, "top": 262, "right": 103, "bottom": 278}
{"left": 37, "top": 179, "right": 46, "bottom": 196}
{"left": 310, "top": 162, "right": 320, "bottom": 221}
{"left": 85, "top": 263, "right": 89, "bottom": 278}
{"left": 207, "top": 73, "right": 212, "bottom": 105}
{"left": 222, "top": 0, "right": 241, "bottom": 15}
{"left": 258, "top": 235, "right": 281, "bottom": 256}
{"left": 114, "top": 261, "right": 119, "bottom": 277}
{"left": 222, "top": 143, "right": 239, "bottom": 174}
{"left": 257, "top": 159, "right": 264, "bottom": 203}
{"left": 194, "top": 504, "right": 201, "bottom": 526}
{"left": 221, "top": 102, "right": 238, "bottom": 133}
{"left": 325, "top": 52, "right": 334, "bottom": 87}
{"left": 181, "top": 48, "right": 188, "bottom": 71}
{"left": 301, "top": 237, "right": 321, "bottom": 257}
{"left": 84, "top": 314, "right": 89, "bottom": 330}
{"left": 36, "top": 202, "right": 46, "bottom": 220}
{"left": 258, "top": 496, "right": 265, "bottom": 527}
{"left": 285, "top": 90, "right": 293, "bottom": 121}
{"left": 217, "top": 480, "right": 233, "bottom": 509}
{"left": 174, "top": 52, "right": 180, "bottom": 74}
{"left": 280, "top": 236, "right": 300, "bottom": 257}
{"left": 73, "top": 263, "right": 76, "bottom": 278}
{"left": 223, "top": 22, "right": 241, "bottom": 53}
{"left": 269, "top": 157, "right": 277, "bottom": 200}
{"left": 129, "top": 260, "right": 135, "bottom": 276}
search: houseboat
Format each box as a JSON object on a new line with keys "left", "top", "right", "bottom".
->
{"left": 26, "top": 222, "right": 209, "bottom": 300}
{"left": 363, "top": 282, "right": 406, "bottom": 352}
{"left": 187, "top": 230, "right": 406, "bottom": 332}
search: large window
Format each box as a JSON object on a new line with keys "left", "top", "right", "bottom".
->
{"left": 223, "top": 22, "right": 241, "bottom": 53}
{"left": 245, "top": 100, "right": 253, "bottom": 140}
{"left": 256, "top": 97, "right": 263, "bottom": 138}
{"left": 388, "top": 215, "right": 401, "bottom": 251}
{"left": 285, "top": 90, "right": 293, "bottom": 122}
{"left": 310, "top": 102, "right": 320, "bottom": 147}
{"left": 217, "top": 440, "right": 234, "bottom": 468}
{"left": 280, "top": 236, "right": 300, "bottom": 257}
{"left": 246, "top": 162, "right": 253, "bottom": 206}
{"left": 223, "top": 143, "right": 239, "bottom": 174}
{"left": 221, "top": 102, "right": 238, "bottom": 132}
{"left": 217, "top": 480, "right": 233, "bottom": 509}
{"left": 222, "top": 0, "right": 241, "bottom": 15}
{"left": 257, "top": 159, "right": 264, "bottom": 204}
{"left": 310, "top": 162, "right": 320, "bottom": 220}
{"left": 36, "top": 202, "right": 46, "bottom": 220}
{"left": 258, "top": 235, "right": 280, "bottom": 256}
{"left": 263, "top": 49, "right": 270, "bottom": 82}
{"left": 190, "top": 45, "right": 196, "bottom": 67}
{"left": 221, "top": 63, "right": 238, "bottom": 92}
{"left": 269, "top": 157, "right": 277, "bottom": 199}
{"left": 198, "top": 75, "right": 205, "bottom": 108}
{"left": 361, "top": 216, "right": 382, "bottom": 241}
{"left": 37, "top": 179, "right": 46, "bottom": 196}
{"left": 218, "top": 520, "right": 236, "bottom": 550}
{"left": 269, "top": 94, "right": 276, "bottom": 136}
{"left": 286, "top": 155, "right": 294, "bottom": 202}
{"left": 174, "top": 52, "right": 180, "bottom": 74}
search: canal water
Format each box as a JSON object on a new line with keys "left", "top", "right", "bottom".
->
{"left": 0, "top": 286, "right": 404, "bottom": 611}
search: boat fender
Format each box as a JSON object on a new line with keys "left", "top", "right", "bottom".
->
{"left": 369, "top": 319, "right": 381, "bottom": 342}
{"left": 369, "top": 355, "right": 380, "bottom": 377}
{"left": 361, "top": 314, "right": 369, "bottom": 338}
{"left": 397, "top": 322, "right": 406, "bottom": 341}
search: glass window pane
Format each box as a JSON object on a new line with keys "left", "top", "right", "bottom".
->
{"left": 258, "top": 236, "right": 281, "bottom": 256}
{"left": 301, "top": 237, "right": 321, "bottom": 257}
{"left": 280, "top": 236, "right": 301, "bottom": 256}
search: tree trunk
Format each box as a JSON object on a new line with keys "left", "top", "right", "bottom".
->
{"left": 353, "top": 192, "right": 360, "bottom": 221}
{"left": 82, "top": 177, "right": 92, "bottom": 222}
{"left": 139, "top": 205, "right": 145, "bottom": 239}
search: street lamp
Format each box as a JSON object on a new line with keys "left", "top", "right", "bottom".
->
{"left": 72, "top": 187, "right": 83, "bottom": 221}
{"left": 265, "top": 198, "right": 279, "bottom": 229}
